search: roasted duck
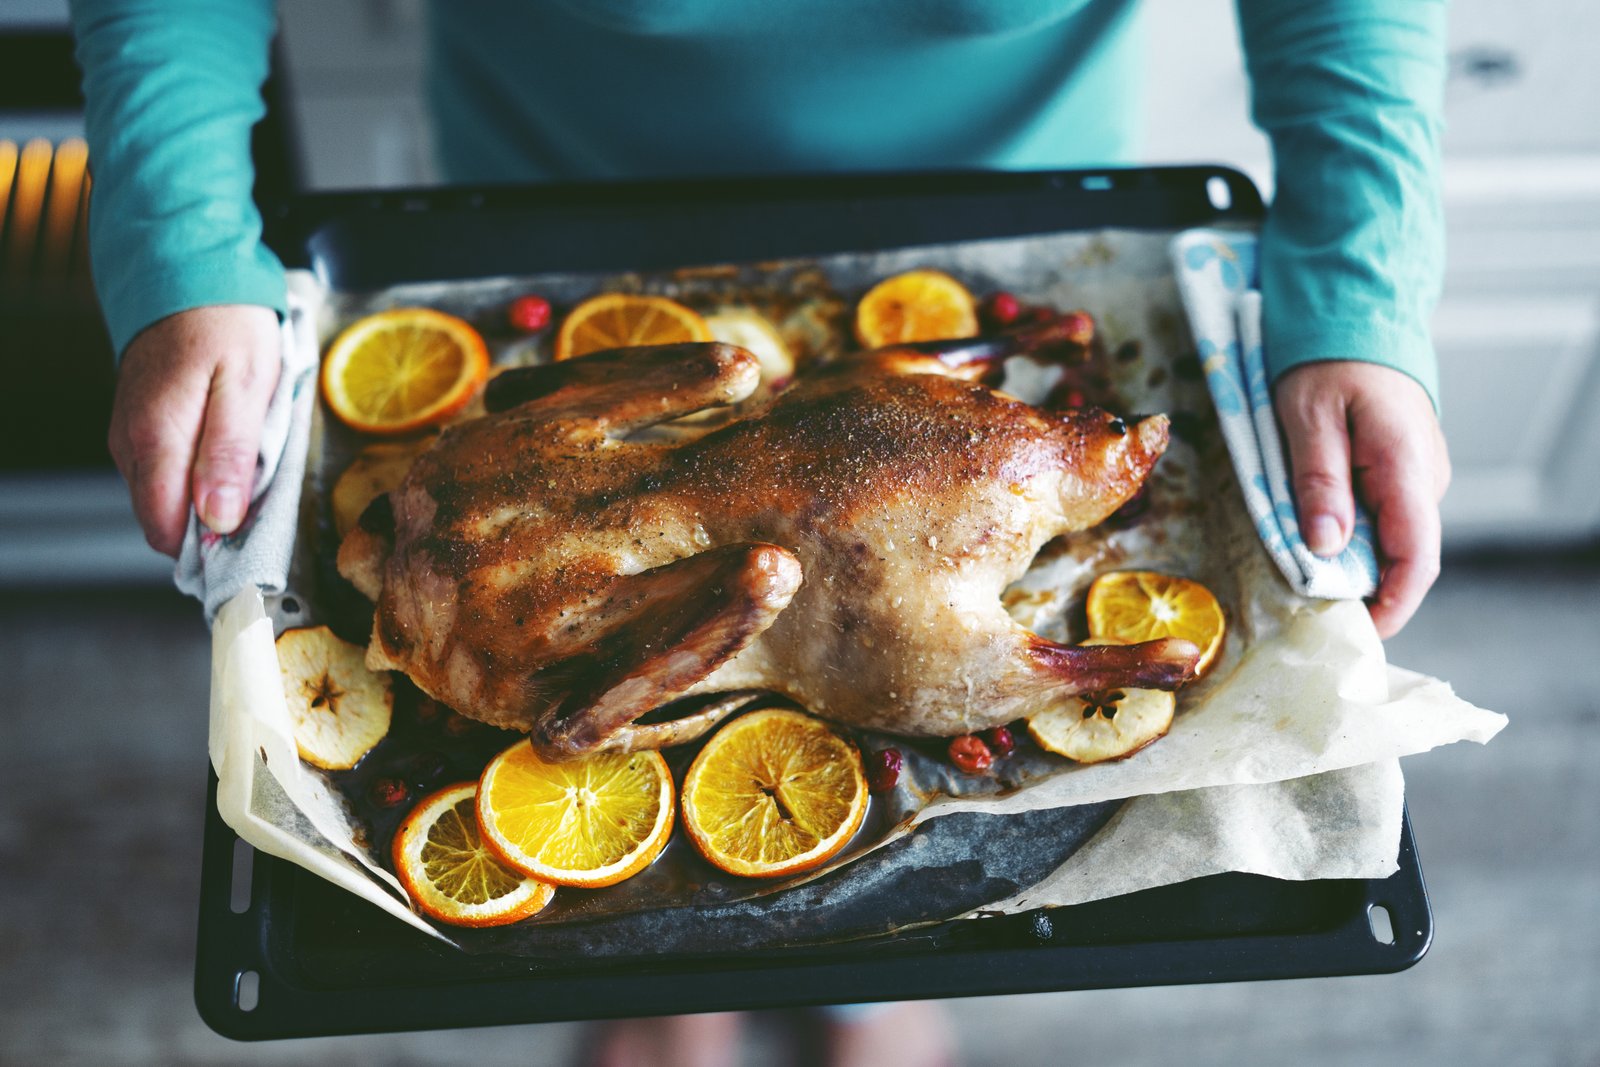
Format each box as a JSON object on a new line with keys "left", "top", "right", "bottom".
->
{"left": 339, "top": 324, "right": 1200, "bottom": 759}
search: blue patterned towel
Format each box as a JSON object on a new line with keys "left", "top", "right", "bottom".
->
{"left": 1170, "top": 229, "right": 1378, "bottom": 600}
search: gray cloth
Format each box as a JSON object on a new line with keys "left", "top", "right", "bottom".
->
{"left": 175, "top": 311, "right": 317, "bottom": 621}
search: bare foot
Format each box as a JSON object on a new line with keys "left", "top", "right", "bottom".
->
{"left": 588, "top": 1012, "right": 744, "bottom": 1067}
{"left": 824, "top": 1002, "right": 957, "bottom": 1067}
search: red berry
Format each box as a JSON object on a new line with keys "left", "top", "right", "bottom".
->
{"left": 981, "top": 291, "right": 1022, "bottom": 328}
{"left": 508, "top": 295, "right": 552, "bottom": 333}
{"left": 370, "top": 777, "right": 408, "bottom": 808}
{"left": 1061, "top": 310, "right": 1094, "bottom": 345}
{"left": 867, "top": 748, "right": 904, "bottom": 792}
{"left": 948, "top": 734, "right": 994, "bottom": 774}
{"left": 983, "top": 725, "right": 1016, "bottom": 757}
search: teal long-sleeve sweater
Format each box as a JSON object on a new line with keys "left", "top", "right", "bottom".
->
{"left": 69, "top": 0, "right": 1446, "bottom": 404}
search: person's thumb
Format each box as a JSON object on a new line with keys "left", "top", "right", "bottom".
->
{"left": 192, "top": 321, "right": 281, "bottom": 534}
{"left": 1276, "top": 379, "right": 1356, "bottom": 558}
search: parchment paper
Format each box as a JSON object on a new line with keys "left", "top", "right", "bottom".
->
{"left": 208, "top": 229, "right": 1504, "bottom": 947}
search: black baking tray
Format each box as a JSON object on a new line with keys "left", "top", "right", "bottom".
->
{"left": 196, "top": 166, "right": 1432, "bottom": 1040}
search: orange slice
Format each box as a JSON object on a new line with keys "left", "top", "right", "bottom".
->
{"left": 554, "top": 293, "right": 712, "bottom": 361}
{"left": 321, "top": 308, "right": 489, "bottom": 435}
{"left": 275, "top": 625, "right": 393, "bottom": 770}
{"left": 853, "top": 269, "right": 979, "bottom": 348}
{"left": 392, "top": 782, "right": 555, "bottom": 928}
{"left": 680, "top": 708, "right": 867, "bottom": 880}
{"left": 1085, "top": 571, "right": 1227, "bottom": 676}
{"left": 476, "top": 743, "right": 674, "bottom": 888}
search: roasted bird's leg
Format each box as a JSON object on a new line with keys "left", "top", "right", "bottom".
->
{"left": 526, "top": 543, "right": 802, "bottom": 759}
{"left": 861, "top": 312, "right": 1095, "bottom": 382}
{"left": 1026, "top": 636, "right": 1201, "bottom": 693}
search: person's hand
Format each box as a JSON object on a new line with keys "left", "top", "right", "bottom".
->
{"left": 1274, "top": 361, "right": 1451, "bottom": 639}
{"left": 109, "top": 305, "right": 281, "bottom": 556}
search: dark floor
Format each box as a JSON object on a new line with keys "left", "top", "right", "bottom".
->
{"left": 1, "top": 558, "right": 1596, "bottom": 1066}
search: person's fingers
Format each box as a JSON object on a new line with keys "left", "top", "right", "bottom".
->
{"left": 1361, "top": 453, "right": 1442, "bottom": 639}
{"left": 1348, "top": 394, "right": 1443, "bottom": 639}
{"left": 107, "top": 305, "right": 282, "bottom": 555}
{"left": 192, "top": 337, "right": 280, "bottom": 533}
{"left": 109, "top": 347, "right": 211, "bottom": 556}
{"left": 1275, "top": 376, "right": 1355, "bottom": 557}
{"left": 126, "top": 427, "right": 201, "bottom": 556}
{"left": 1273, "top": 361, "right": 1445, "bottom": 639}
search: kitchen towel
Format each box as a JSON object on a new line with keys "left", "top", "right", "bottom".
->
{"left": 1170, "top": 229, "right": 1379, "bottom": 600}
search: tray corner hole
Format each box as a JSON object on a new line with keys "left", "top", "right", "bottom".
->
{"left": 1367, "top": 903, "right": 1396, "bottom": 946}
{"left": 230, "top": 838, "right": 254, "bottom": 915}
{"left": 234, "top": 970, "right": 260, "bottom": 1013}
{"left": 1205, "top": 176, "right": 1234, "bottom": 212}
{"left": 1080, "top": 174, "right": 1114, "bottom": 192}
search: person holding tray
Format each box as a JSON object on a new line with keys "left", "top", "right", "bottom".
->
{"left": 68, "top": 1, "right": 1452, "bottom": 1063}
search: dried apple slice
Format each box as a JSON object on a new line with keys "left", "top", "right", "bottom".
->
{"left": 1028, "top": 639, "right": 1175, "bottom": 763}
{"left": 276, "top": 625, "right": 393, "bottom": 769}
{"left": 705, "top": 308, "right": 795, "bottom": 387}
{"left": 1028, "top": 685, "right": 1175, "bottom": 764}
{"left": 330, "top": 436, "right": 435, "bottom": 538}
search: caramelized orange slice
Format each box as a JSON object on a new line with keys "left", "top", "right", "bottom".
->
{"left": 554, "top": 293, "right": 712, "bottom": 361}
{"left": 853, "top": 269, "right": 979, "bottom": 348}
{"left": 680, "top": 708, "right": 867, "bottom": 880}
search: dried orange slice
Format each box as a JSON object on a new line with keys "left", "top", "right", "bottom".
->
{"left": 321, "top": 308, "right": 489, "bottom": 435}
{"left": 476, "top": 744, "right": 674, "bottom": 888}
{"left": 392, "top": 782, "right": 555, "bottom": 928}
{"left": 680, "top": 708, "right": 867, "bottom": 880}
{"left": 1085, "top": 571, "right": 1226, "bottom": 676}
{"left": 853, "top": 269, "right": 979, "bottom": 348}
{"left": 554, "top": 293, "right": 712, "bottom": 361}
{"left": 276, "top": 625, "right": 393, "bottom": 770}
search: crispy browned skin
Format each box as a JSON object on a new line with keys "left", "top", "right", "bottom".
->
{"left": 339, "top": 339, "right": 1198, "bottom": 759}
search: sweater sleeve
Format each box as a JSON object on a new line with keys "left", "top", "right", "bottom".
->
{"left": 1235, "top": 0, "right": 1447, "bottom": 407}
{"left": 69, "top": 0, "right": 286, "bottom": 358}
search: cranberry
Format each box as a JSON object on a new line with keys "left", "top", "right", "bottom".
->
{"left": 369, "top": 777, "right": 409, "bottom": 808}
{"left": 981, "top": 291, "right": 1022, "bottom": 329}
{"left": 867, "top": 748, "right": 904, "bottom": 792}
{"left": 1057, "top": 387, "right": 1087, "bottom": 410}
{"left": 1061, "top": 310, "right": 1094, "bottom": 345}
{"left": 508, "top": 295, "right": 552, "bottom": 333}
{"left": 983, "top": 725, "right": 1016, "bottom": 757}
{"left": 948, "top": 735, "right": 994, "bottom": 774}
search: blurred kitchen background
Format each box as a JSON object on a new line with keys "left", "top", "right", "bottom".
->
{"left": 1, "top": 1, "right": 1595, "bottom": 1064}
